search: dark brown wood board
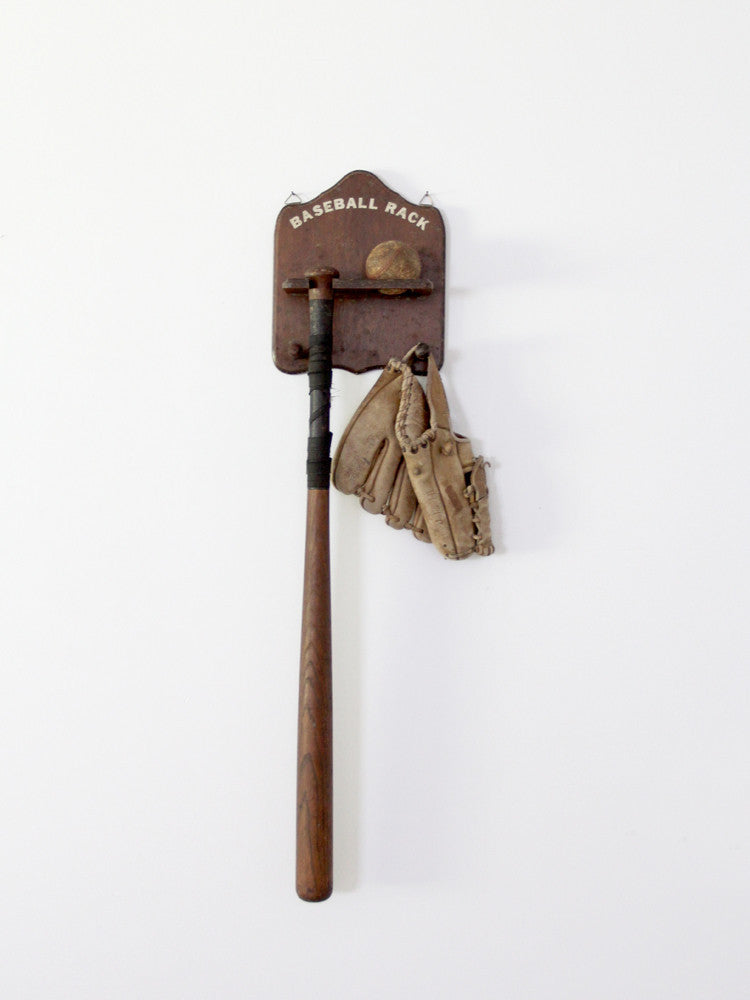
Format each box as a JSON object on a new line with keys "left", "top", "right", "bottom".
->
{"left": 273, "top": 170, "right": 445, "bottom": 375}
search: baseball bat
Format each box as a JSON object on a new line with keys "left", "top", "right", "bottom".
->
{"left": 296, "top": 267, "right": 337, "bottom": 902}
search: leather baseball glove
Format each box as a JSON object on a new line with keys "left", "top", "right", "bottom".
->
{"left": 331, "top": 346, "right": 493, "bottom": 559}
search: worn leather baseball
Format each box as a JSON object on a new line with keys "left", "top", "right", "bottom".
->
{"left": 365, "top": 240, "right": 421, "bottom": 295}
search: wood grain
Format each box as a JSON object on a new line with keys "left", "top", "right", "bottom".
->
{"left": 296, "top": 488, "right": 333, "bottom": 901}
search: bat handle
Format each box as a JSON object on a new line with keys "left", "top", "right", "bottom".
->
{"left": 296, "top": 267, "right": 337, "bottom": 902}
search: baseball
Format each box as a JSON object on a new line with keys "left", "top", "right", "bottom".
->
{"left": 365, "top": 240, "right": 421, "bottom": 295}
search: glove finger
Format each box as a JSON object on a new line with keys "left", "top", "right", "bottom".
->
{"left": 408, "top": 504, "right": 431, "bottom": 543}
{"left": 425, "top": 354, "right": 452, "bottom": 429}
{"left": 394, "top": 364, "right": 430, "bottom": 451}
{"left": 384, "top": 459, "right": 418, "bottom": 529}
{"left": 359, "top": 437, "right": 403, "bottom": 515}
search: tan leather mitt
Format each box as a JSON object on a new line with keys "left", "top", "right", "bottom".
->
{"left": 332, "top": 346, "right": 494, "bottom": 559}
{"left": 331, "top": 350, "right": 431, "bottom": 542}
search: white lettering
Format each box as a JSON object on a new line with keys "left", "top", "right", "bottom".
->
{"left": 289, "top": 196, "right": 431, "bottom": 230}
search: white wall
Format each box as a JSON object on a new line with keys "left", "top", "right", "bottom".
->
{"left": 2, "top": 2, "right": 749, "bottom": 997}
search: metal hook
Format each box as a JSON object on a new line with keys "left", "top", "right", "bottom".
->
{"left": 284, "top": 191, "right": 302, "bottom": 205}
{"left": 419, "top": 191, "right": 434, "bottom": 206}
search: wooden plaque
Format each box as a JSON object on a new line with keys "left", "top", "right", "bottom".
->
{"left": 273, "top": 170, "right": 445, "bottom": 375}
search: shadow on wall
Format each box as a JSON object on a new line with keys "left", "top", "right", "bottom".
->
{"left": 443, "top": 333, "right": 569, "bottom": 556}
{"left": 445, "top": 205, "right": 591, "bottom": 290}
{"left": 439, "top": 209, "right": 593, "bottom": 555}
